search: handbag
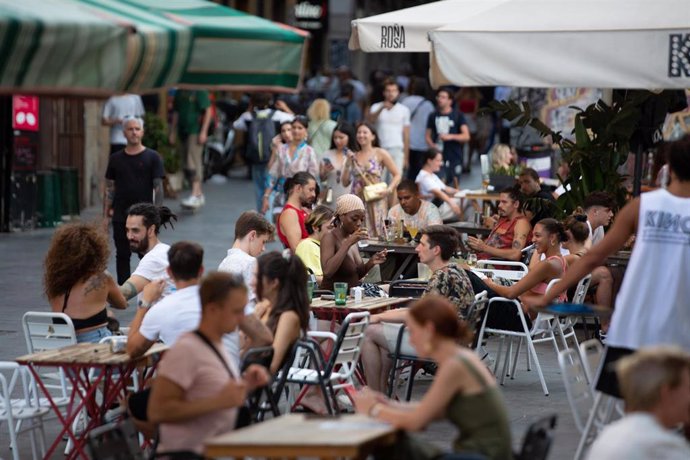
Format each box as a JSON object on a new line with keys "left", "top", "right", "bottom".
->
{"left": 351, "top": 159, "right": 387, "bottom": 202}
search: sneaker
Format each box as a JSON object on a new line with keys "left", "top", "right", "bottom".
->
{"left": 181, "top": 194, "right": 204, "bottom": 208}
{"left": 598, "top": 329, "right": 607, "bottom": 345}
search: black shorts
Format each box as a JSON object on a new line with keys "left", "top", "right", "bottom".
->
{"left": 127, "top": 388, "right": 151, "bottom": 421}
{"left": 594, "top": 346, "right": 636, "bottom": 398}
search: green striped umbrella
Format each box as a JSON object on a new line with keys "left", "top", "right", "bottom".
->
{"left": 0, "top": 0, "right": 309, "bottom": 95}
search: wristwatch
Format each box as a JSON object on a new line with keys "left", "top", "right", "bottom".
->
{"left": 138, "top": 299, "right": 152, "bottom": 309}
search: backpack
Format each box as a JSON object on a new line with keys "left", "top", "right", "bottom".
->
{"left": 245, "top": 109, "right": 278, "bottom": 164}
{"left": 330, "top": 100, "right": 352, "bottom": 122}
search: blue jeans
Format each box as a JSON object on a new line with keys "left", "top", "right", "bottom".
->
{"left": 251, "top": 163, "right": 270, "bottom": 211}
{"left": 76, "top": 326, "right": 112, "bottom": 344}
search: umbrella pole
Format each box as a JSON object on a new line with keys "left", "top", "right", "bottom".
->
{"left": 632, "top": 144, "right": 644, "bottom": 197}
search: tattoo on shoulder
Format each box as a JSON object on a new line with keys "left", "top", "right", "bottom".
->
{"left": 512, "top": 240, "right": 523, "bottom": 249}
{"left": 120, "top": 281, "right": 138, "bottom": 300}
{"left": 84, "top": 273, "right": 107, "bottom": 296}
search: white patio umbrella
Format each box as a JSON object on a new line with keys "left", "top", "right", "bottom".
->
{"left": 428, "top": 0, "right": 690, "bottom": 89}
{"left": 349, "top": 0, "right": 511, "bottom": 52}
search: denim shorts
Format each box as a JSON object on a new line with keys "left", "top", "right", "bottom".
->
{"left": 76, "top": 326, "right": 112, "bottom": 344}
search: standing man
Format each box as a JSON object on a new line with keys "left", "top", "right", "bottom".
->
{"left": 367, "top": 78, "right": 411, "bottom": 183}
{"left": 104, "top": 116, "right": 165, "bottom": 284}
{"left": 425, "top": 87, "right": 470, "bottom": 189}
{"left": 276, "top": 172, "right": 317, "bottom": 253}
{"left": 169, "top": 89, "right": 212, "bottom": 209}
{"left": 401, "top": 77, "right": 435, "bottom": 181}
{"left": 468, "top": 187, "right": 532, "bottom": 261}
{"left": 102, "top": 94, "right": 145, "bottom": 155}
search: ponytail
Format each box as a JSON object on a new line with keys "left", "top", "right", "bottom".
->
{"left": 127, "top": 203, "right": 178, "bottom": 235}
{"left": 538, "top": 218, "right": 568, "bottom": 243}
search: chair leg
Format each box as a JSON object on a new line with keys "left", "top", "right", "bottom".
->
{"left": 499, "top": 338, "right": 511, "bottom": 386}
{"left": 387, "top": 358, "right": 398, "bottom": 398}
{"left": 510, "top": 337, "right": 522, "bottom": 379}
{"left": 575, "top": 392, "right": 605, "bottom": 460}
{"left": 404, "top": 364, "right": 418, "bottom": 402}
{"left": 526, "top": 336, "right": 549, "bottom": 396}
{"left": 494, "top": 336, "right": 506, "bottom": 375}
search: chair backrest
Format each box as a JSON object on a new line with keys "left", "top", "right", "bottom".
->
{"left": 516, "top": 414, "right": 558, "bottom": 460}
{"left": 579, "top": 338, "right": 604, "bottom": 385}
{"left": 558, "top": 349, "right": 594, "bottom": 433}
{"left": 571, "top": 274, "right": 593, "bottom": 304}
{"left": 0, "top": 362, "right": 41, "bottom": 417}
{"left": 475, "top": 260, "right": 528, "bottom": 282}
{"left": 388, "top": 280, "right": 428, "bottom": 298}
{"left": 22, "top": 311, "right": 78, "bottom": 353}
{"left": 467, "top": 291, "right": 489, "bottom": 349}
{"left": 241, "top": 346, "right": 274, "bottom": 373}
{"left": 325, "top": 312, "right": 369, "bottom": 377}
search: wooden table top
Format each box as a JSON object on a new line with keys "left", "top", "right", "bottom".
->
{"left": 357, "top": 239, "right": 418, "bottom": 254}
{"left": 447, "top": 221, "right": 492, "bottom": 236}
{"left": 204, "top": 413, "right": 397, "bottom": 459}
{"left": 310, "top": 296, "right": 411, "bottom": 311}
{"left": 456, "top": 190, "right": 502, "bottom": 201}
{"left": 606, "top": 250, "right": 631, "bottom": 266}
{"left": 16, "top": 342, "right": 167, "bottom": 366}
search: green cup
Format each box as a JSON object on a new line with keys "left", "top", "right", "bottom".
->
{"left": 334, "top": 282, "right": 348, "bottom": 306}
{"left": 307, "top": 280, "right": 315, "bottom": 304}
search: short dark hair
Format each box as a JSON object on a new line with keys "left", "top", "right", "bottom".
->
{"left": 584, "top": 191, "right": 615, "bottom": 211}
{"left": 519, "top": 168, "right": 540, "bottom": 182}
{"left": 666, "top": 135, "right": 690, "bottom": 181}
{"left": 420, "top": 225, "right": 459, "bottom": 261}
{"left": 396, "top": 179, "right": 419, "bottom": 194}
{"left": 284, "top": 171, "right": 316, "bottom": 196}
{"left": 168, "top": 241, "right": 204, "bottom": 281}
{"left": 199, "top": 271, "right": 246, "bottom": 309}
{"left": 234, "top": 211, "right": 274, "bottom": 241}
{"left": 436, "top": 87, "right": 455, "bottom": 99}
{"left": 127, "top": 203, "right": 177, "bottom": 235}
{"left": 382, "top": 77, "right": 399, "bottom": 91}
{"left": 251, "top": 92, "right": 271, "bottom": 109}
{"left": 422, "top": 149, "right": 441, "bottom": 164}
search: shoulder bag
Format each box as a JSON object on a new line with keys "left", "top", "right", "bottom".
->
{"left": 350, "top": 158, "right": 387, "bottom": 202}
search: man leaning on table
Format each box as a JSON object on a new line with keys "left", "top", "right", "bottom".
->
{"left": 148, "top": 272, "right": 270, "bottom": 457}
{"left": 467, "top": 186, "right": 532, "bottom": 261}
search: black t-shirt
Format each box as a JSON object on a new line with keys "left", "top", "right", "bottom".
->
{"left": 105, "top": 148, "right": 165, "bottom": 221}
{"left": 426, "top": 109, "right": 468, "bottom": 160}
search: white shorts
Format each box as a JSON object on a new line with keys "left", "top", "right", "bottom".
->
{"left": 382, "top": 322, "right": 416, "bottom": 356}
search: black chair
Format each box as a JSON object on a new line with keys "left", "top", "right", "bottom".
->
{"left": 515, "top": 414, "right": 558, "bottom": 460}
{"left": 241, "top": 346, "right": 280, "bottom": 422}
{"left": 87, "top": 418, "right": 146, "bottom": 460}
{"left": 388, "top": 279, "right": 428, "bottom": 298}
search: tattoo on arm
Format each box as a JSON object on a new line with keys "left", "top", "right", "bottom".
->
{"left": 120, "top": 281, "right": 138, "bottom": 300}
{"left": 84, "top": 273, "right": 107, "bottom": 296}
{"left": 153, "top": 178, "right": 164, "bottom": 206}
{"left": 105, "top": 179, "right": 115, "bottom": 211}
{"left": 513, "top": 233, "right": 528, "bottom": 249}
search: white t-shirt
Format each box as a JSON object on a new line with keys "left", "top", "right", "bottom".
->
{"left": 370, "top": 102, "right": 410, "bottom": 149}
{"left": 102, "top": 95, "right": 145, "bottom": 145}
{"left": 415, "top": 169, "right": 447, "bottom": 200}
{"left": 139, "top": 285, "right": 201, "bottom": 345}
{"left": 586, "top": 220, "right": 605, "bottom": 246}
{"left": 586, "top": 413, "right": 690, "bottom": 460}
{"left": 232, "top": 108, "right": 293, "bottom": 132}
{"left": 401, "top": 95, "right": 435, "bottom": 151}
{"left": 132, "top": 242, "right": 174, "bottom": 300}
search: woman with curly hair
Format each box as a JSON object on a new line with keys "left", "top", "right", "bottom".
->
{"left": 44, "top": 223, "right": 127, "bottom": 343}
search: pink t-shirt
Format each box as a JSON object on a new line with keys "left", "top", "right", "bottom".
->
{"left": 156, "top": 332, "right": 239, "bottom": 454}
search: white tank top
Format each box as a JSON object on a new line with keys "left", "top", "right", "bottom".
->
{"left": 608, "top": 189, "right": 690, "bottom": 350}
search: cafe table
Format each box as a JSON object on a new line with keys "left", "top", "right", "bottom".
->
{"left": 16, "top": 342, "right": 167, "bottom": 460}
{"left": 311, "top": 295, "right": 412, "bottom": 325}
{"left": 357, "top": 238, "right": 418, "bottom": 281}
{"left": 204, "top": 413, "right": 397, "bottom": 459}
{"left": 456, "top": 189, "right": 502, "bottom": 215}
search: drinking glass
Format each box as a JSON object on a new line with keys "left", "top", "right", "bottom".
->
{"left": 406, "top": 221, "right": 419, "bottom": 243}
{"left": 306, "top": 280, "right": 315, "bottom": 304}
{"left": 357, "top": 228, "right": 370, "bottom": 248}
{"left": 467, "top": 253, "right": 478, "bottom": 268}
{"left": 334, "top": 282, "right": 348, "bottom": 306}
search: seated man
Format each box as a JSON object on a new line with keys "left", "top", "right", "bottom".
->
{"left": 276, "top": 172, "right": 317, "bottom": 253}
{"left": 517, "top": 168, "right": 557, "bottom": 226}
{"left": 387, "top": 179, "right": 443, "bottom": 230}
{"left": 148, "top": 272, "right": 271, "bottom": 457}
{"left": 467, "top": 186, "right": 532, "bottom": 261}
{"left": 415, "top": 150, "right": 463, "bottom": 221}
{"left": 361, "top": 225, "right": 475, "bottom": 392}
{"left": 587, "top": 346, "right": 690, "bottom": 460}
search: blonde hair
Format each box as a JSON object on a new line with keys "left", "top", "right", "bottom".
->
{"left": 491, "top": 143, "right": 512, "bottom": 170}
{"left": 617, "top": 346, "right": 690, "bottom": 412}
{"left": 307, "top": 98, "right": 331, "bottom": 122}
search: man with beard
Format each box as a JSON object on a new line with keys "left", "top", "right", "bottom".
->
{"left": 119, "top": 203, "right": 178, "bottom": 303}
{"left": 467, "top": 186, "right": 532, "bottom": 261}
{"left": 104, "top": 116, "right": 165, "bottom": 284}
{"left": 276, "top": 171, "right": 317, "bottom": 253}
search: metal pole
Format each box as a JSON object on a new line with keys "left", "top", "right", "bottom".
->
{"left": 632, "top": 144, "right": 643, "bottom": 196}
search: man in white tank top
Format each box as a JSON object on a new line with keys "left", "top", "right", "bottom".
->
{"left": 537, "top": 135, "right": 690, "bottom": 398}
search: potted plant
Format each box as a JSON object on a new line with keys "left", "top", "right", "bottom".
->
{"left": 142, "top": 113, "right": 182, "bottom": 193}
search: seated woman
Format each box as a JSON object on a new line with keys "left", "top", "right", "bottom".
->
{"left": 252, "top": 251, "right": 310, "bottom": 374}
{"left": 361, "top": 225, "right": 475, "bottom": 392}
{"left": 320, "top": 194, "right": 387, "bottom": 294}
{"left": 482, "top": 218, "right": 568, "bottom": 314}
{"left": 44, "top": 223, "right": 127, "bottom": 343}
{"left": 354, "top": 296, "right": 513, "bottom": 460}
{"left": 563, "top": 214, "right": 590, "bottom": 266}
{"left": 295, "top": 205, "right": 335, "bottom": 284}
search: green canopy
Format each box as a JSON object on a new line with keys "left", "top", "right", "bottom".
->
{"left": 0, "top": 0, "right": 309, "bottom": 96}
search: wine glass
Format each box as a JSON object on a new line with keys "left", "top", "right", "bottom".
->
{"left": 467, "top": 253, "right": 478, "bottom": 268}
{"left": 406, "top": 221, "right": 419, "bottom": 244}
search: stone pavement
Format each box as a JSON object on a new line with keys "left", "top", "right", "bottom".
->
{"left": 0, "top": 163, "right": 581, "bottom": 459}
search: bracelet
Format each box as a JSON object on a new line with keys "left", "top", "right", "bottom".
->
{"left": 368, "top": 402, "right": 383, "bottom": 418}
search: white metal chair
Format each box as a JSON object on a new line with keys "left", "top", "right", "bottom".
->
{"left": 0, "top": 362, "right": 49, "bottom": 460}
{"left": 578, "top": 338, "right": 604, "bottom": 386}
{"left": 275, "top": 312, "right": 370, "bottom": 414}
{"left": 558, "top": 349, "right": 594, "bottom": 433}
{"left": 475, "top": 259, "right": 529, "bottom": 282}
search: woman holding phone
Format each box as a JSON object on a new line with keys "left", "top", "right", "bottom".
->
{"left": 321, "top": 122, "right": 359, "bottom": 209}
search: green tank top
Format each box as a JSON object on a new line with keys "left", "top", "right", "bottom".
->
{"left": 446, "top": 354, "right": 513, "bottom": 460}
